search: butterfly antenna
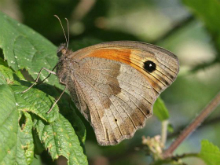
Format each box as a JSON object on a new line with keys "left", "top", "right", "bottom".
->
{"left": 54, "top": 15, "right": 68, "bottom": 48}
{"left": 65, "top": 18, "right": 70, "bottom": 49}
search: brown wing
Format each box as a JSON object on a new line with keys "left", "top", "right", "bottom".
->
{"left": 68, "top": 41, "right": 179, "bottom": 145}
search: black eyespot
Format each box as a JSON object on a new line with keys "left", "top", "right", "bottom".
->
{"left": 143, "top": 61, "right": 156, "bottom": 73}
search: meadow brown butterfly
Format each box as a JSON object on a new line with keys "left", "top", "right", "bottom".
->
{"left": 25, "top": 17, "right": 179, "bottom": 146}
{"left": 56, "top": 40, "right": 179, "bottom": 145}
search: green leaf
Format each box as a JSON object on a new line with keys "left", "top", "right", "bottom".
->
{"left": 153, "top": 97, "right": 169, "bottom": 121}
{"left": 35, "top": 114, "right": 88, "bottom": 165}
{"left": 0, "top": 67, "right": 34, "bottom": 165}
{"left": 16, "top": 136, "right": 29, "bottom": 165}
{"left": 0, "top": 11, "right": 61, "bottom": 88}
{"left": 18, "top": 112, "right": 34, "bottom": 164}
{"left": 12, "top": 85, "right": 59, "bottom": 123}
{"left": 199, "top": 140, "right": 220, "bottom": 165}
{"left": 183, "top": 0, "right": 220, "bottom": 53}
{"left": 0, "top": 63, "right": 12, "bottom": 85}
{"left": 0, "top": 64, "right": 24, "bottom": 85}
{"left": 0, "top": 84, "right": 60, "bottom": 165}
{"left": 0, "top": 85, "right": 18, "bottom": 165}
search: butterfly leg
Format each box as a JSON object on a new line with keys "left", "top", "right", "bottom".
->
{"left": 47, "top": 80, "right": 67, "bottom": 113}
{"left": 38, "top": 64, "right": 58, "bottom": 85}
{"left": 22, "top": 67, "right": 56, "bottom": 93}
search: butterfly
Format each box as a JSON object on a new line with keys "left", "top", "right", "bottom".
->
{"left": 56, "top": 41, "right": 179, "bottom": 145}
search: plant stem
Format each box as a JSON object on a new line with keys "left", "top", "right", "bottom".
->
{"left": 161, "top": 120, "right": 168, "bottom": 147}
{"left": 163, "top": 91, "right": 220, "bottom": 158}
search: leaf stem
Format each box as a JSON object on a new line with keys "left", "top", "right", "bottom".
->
{"left": 163, "top": 91, "right": 220, "bottom": 158}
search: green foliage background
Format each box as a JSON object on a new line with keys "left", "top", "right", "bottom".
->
{"left": 0, "top": 0, "right": 220, "bottom": 165}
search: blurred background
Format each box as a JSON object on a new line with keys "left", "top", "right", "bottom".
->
{"left": 1, "top": 0, "right": 220, "bottom": 164}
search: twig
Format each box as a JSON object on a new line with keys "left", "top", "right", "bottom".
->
{"left": 163, "top": 91, "right": 220, "bottom": 158}
{"left": 168, "top": 115, "right": 220, "bottom": 139}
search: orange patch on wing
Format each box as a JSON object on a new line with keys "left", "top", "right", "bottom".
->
{"left": 87, "top": 49, "right": 132, "bottom": 64}
{"left": 85, "top": 49, "right": 146, "bottom": 70}
{"left": 83, "top": 48, "right": 162, "bottom": 92}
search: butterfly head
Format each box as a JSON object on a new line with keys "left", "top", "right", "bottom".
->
{"left": 57, "top": 43, "right": 68, "bottom": 58}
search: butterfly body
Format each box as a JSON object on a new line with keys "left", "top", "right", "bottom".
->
{"left": 56, "top": 41, "right": 179, "bottom": 145}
